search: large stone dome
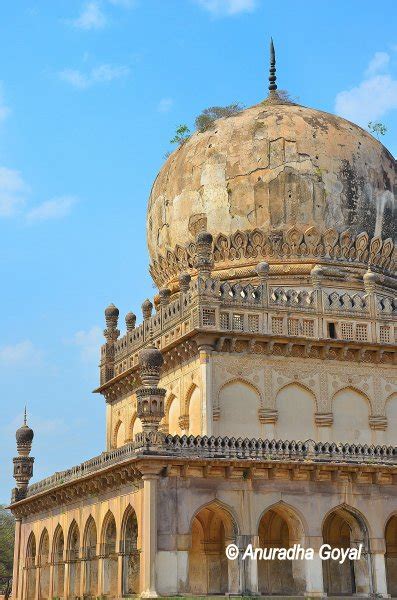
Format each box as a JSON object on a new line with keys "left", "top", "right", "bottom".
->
{"left": 147, "top": 101, "right": 396, "bottom": 288}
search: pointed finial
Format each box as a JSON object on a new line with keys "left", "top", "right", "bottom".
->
{"left": 268, "top": 37, "right": 277, "bottom": 93}
{"left": 24, "top": 406, "right": 27, "bottom": 425}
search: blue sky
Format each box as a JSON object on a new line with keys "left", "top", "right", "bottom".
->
{"left": 1, "top": 0, "right": 397, "bottom": 502}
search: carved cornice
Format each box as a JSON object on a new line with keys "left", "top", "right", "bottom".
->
{"left": 150, "top": 226, "right": 396, "bottom": 287}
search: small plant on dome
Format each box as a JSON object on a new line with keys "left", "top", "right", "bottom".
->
{"left": 170, "top": 124, "right": 191, "bottom": 146}
{"left": 195, "top": 103, "right": 244, "bottom": 132}
{"left": 368, "top": 121, "right": 387, "bottom": 140}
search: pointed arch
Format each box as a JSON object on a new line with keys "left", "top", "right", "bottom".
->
{"left": 113, "top": 419, "right": 125, "bottom": 449}
{"left": 101, "top": 510, "right": 117, "bottom": 546}
{"left": 331, "top": 388, "right": 371, "bottom": 444}
{"left": 38, "top": 529, "right": 50, "bottom": 599}
{"left": 26, "top": 531, "right": 36, "bottom": 563}
{"left": 38, "top": 529, "right": 49, "bottom": 565}
{"left": 101, "top": 511, "right": 118, "bottom": 597}
{"left": 25, "top": 532, "right": 37, "bottom": 600}
{"left": 52, "top": 525, "right": 65, "bottom": 599}
{"left": 121, "top": 505, "right": 140, "bottom": 595}
{"left": 217, "top": 378, "right": 262, "bottom": 438}
{"left": 275, "top": 380, "right": 318, "bottom": 407}
{"left": 83, "top": 516, "right": 98, "bottom": 597}
{"left": 275, "top": 383, "right": 317, "bottom": 441}
{"left": 67, "top": 519, "right": 80, "bottom": 560}
{"left": 257, "top": 500, "right": 308, "bottom": 595}
{"left": 186, "top": 383, "right": 201, "bottom": 436}
{"left": 217, "top": 377, "right": 263, "bottom": 403}
{"left": 67, "top": 520, "right": 81, "bottom": 597}
{"left": 188, "top": 499, "right": 239, "bottom": 594}
{"left": 322, "top": 503, "right": 372, "bottom": 596}
{"left": 385, "top": 513, "right": 397, "bottom": 596}
{"left": 331, "top": 385, "right": 372, "bottom": 407}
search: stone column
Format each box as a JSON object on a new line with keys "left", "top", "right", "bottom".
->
{"left": 363, "top": 269, "right": 377, "bottom": 341}
{"left": 48, "top": 563, "right": 54, "bottom": 600}
{"left": 78, "top": 560, "right": 85, "bottom": 599}
{"left": 371, "top": 539, "right": 390, "bottom": 598}
{"left": 63, "top": 561, "right": 70, "bottom": 600}
{"left": 304, "top": 537, "right": 325, "bottom": 598}
{"left": 117, "top": 553, "right": 123, "bottom": 597}
{"left": 141, "top": 471, "right": 160, "bottom": 597}
{"left": 197, "top": 341, "right": 214, "bottom": 436}
{"left": 238, "top": 534, "right": 259, "bottom": 595}
{"left": 12, "top": 518, "right": 22, "bottom": 600}
{"left": 97, "top": 556, "right": 104, "bottom": 597}
{"left": 310, "top": 266, "right": 325, "bottom": 337}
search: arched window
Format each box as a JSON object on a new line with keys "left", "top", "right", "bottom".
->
{"left": 83, "top": 517, "right": 98, "bottom": 597}
{"left": 121, "top": 507, "right": 139, "bottom": 595}
{"left": 114, "top": 420, "right": 126, "bottom": 448}
{"left": 102, "top": 512, "right": 117, "bottom": 597}
{"left": 52, "top": 526, "right": 65, "bottom": 599}
{"left": 275, "top": 384, "right": 317, "bottom": 441}
{"left": 332, "top": 388, "right": 370, "bottom": 444}
{"left": 217, "top": 381, "right": 261, "bottom": 438}
{"left": 38, "top": 530, "right": 50, "bottom": 600}
{"left": 67, "top": 521, "right": 80, "bottom": 598}
{"left": 25, "top": 532, "right": 36, "bottom": 600}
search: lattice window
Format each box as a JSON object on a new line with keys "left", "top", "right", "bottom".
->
{"left": 202, "top": 308, "right": 216, "bottom": 327}
{"left": 232, "top": 313, "right": 244, "bottom": 331}
{"left": 302, "top": 319, "right": 314, "bottom": 337}
{"left": 340, "top": 322, "right": 353, "bottom": 340}
{"left": 287, "top": 318, "right": 300, "bottom": 336}
{"left": 380, "top": 325, "right": 391, "bottom": 344}
{"left": 248, "top": 314, "right": 260, "bottom": 333}
{"left": 220, "top": 312, "right": 230, "bottom": 330}
{"left": 355, "top": 323, "right": 368, "bottom": 342}
{"left": 272, "top": 317, "right": 284, "bottom": 335}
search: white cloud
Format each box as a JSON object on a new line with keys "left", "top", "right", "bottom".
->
{"left": 25, "top": 195, "right": 77, "bottom": 223}
{"left": 0, "top": 340, "right": 41, "bottom": 366}
{"left": 72, "top": 326, "right": 103, "bottom": 362}
{"left": 59, "top": 64, "right": 130, "bottom": 89}
{"left": 71, "top": 1, "right": 107, "bottom": 30}
{"left": 195, "top": 0, "right": 256, "bottom": 16}
{"left": 0, "top": 167, "right": 30, "bottom": 217}
{"left": 335, "top": 74, "right": 397, "bottom": 126}
{"left": 365, "top": 51, "right": 390, "bottom": 76}
{"left": 157, "top": 97, "right": 174, "bottom": 113}
{"left": 335, "top": 51, "right": 397, "bottom": 126}
{"left": 0, "top": 83, "right": 10, "bottom": 122}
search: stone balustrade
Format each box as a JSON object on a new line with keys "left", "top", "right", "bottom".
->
{"left": 24, "top": 435, "right": 397, "bottom": 499}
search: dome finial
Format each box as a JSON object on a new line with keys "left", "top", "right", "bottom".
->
{"left": 268, "top": 37, "right": 277, "bottom": 94}
{"left": 24, "top": 405, "right": 27, "bottom": 426}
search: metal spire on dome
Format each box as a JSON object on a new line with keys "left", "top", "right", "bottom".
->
{"left": 268, "top": 37, "right": 277, "bottom": 93}
{"left": 24, "top": 405, "right": 27, "bottom": 426}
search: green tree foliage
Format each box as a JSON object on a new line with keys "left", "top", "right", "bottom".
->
{"left": 170, "top": 124, "right": 191, "bottom": 146}
{"left": 195, "top": 103, "right": 244, "bottom": 132}
{"left": 0, "top": 506, "right": 15, "bottom": 577}
{"left": 368, "top": 121, "right": 387, "bottom": 139}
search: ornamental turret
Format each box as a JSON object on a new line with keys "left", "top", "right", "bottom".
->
{"left": 135, "top": 343, "right": 166, "bottom": 437}
{"left": 12, "top": 408, "right": 34, "bottom": 502}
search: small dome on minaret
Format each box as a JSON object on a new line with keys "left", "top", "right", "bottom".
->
{"left": 15, "top": 408, "right": 34, "bottom": 455}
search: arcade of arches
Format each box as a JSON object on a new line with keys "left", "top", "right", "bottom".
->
{"left": 19, "top": 500, "right": 397, "bottom": 598}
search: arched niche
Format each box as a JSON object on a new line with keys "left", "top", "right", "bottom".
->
{"left": 385, "top": 515, "right": 397, "bottom": 596}
{"left": 26, "top": 532, "right": 36, "bottom": 600}
{"left": 258, "top": 504, "right": 306, "bottom": 595}
{"left": 275, "top": 383, "right": 317, "bottom": 441}
{"left": 217, "top": 380, "right": 261, "bottom": 438}
{"left": 168, "top": 396, "right": 181, "bottom": 435}
{"left": 114, "top": 420, "right": 125, "bottom": 448}
{"left": 386, "top": 394, "right": 397, "bottom": 446}
{"left": 52, "top": 526, "right": 65, "bottom": 599}
{"left": 322, "top": 505, "right": 371, "bottom": 596}
{"left": 67, "top": 521, "right": 80, "bottom": 598}
{"left": 188, "top": 502, "right": 239, "bottom": 595}
{"left": 121, "top": 506, "right": 139, "bottom": 595}
{"left": 102, "top": 512, "right": 117, "bottom": 597}
{"left": 188, "top": 386, "right": 201, "bottom": 436}
{"left": 132, "top": 414, "right": 142, "bottom": 439}
{"left": 38, "top": 529, "right": 50, "bottom": 600}
{"left": 83, "top": 517, "right": 98, "bottom": 597}
{"left": 332, "top": 388, "right": 370, "bottom": 444}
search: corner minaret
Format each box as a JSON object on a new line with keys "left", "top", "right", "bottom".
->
{"left": 12, "top": 408, "right": 34, "bottom": 502}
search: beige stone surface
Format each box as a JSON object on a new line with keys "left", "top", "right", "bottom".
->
{"left": 147, "top": 102, "right": 396, "bottom": 281}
